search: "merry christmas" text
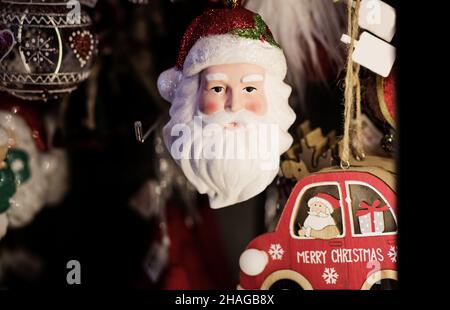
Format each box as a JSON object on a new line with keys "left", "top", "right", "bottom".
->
{"left": 296, "top": 248, "right": 384, "bottom": 264}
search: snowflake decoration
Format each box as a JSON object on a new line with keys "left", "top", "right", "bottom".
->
{"left": 322, "top": 267, "right": 339, "bottom": 285}
{"left": 22, "top": 31, "right": 57, "bottom": 67}
{"left": 268, "top": 244, "right": 284, "bottom": 260}
{"left": 388, "top": 246, "right": 398, "bottom": 263}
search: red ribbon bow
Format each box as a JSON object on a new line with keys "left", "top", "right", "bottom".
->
{"left": 356, "top": 199, "right": 389, "bottom": 232}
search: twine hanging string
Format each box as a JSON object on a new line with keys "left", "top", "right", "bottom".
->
{"left": 340, "top": 0, "right": 365, "bottom": 169}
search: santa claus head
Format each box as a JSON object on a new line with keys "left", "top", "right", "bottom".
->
{"left": 302, "top": 193, "right": 340, "bottom": 235}
{"left": 158, "top": 7, "right": 296, "bottom": 208}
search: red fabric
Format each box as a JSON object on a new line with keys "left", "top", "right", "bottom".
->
{"left": 160, "top": 200, "right": 233, "bottom": 290}
{"left": 176, "top": 7, "right": 274, "bottom": 71}
{"left": 0, "top": 92, "right": 47, "bottom": 151}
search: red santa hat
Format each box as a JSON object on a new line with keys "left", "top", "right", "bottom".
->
{"left": 308, "top": 193, "right": 340, "bottom": 214}
{"left": 157, "top": 6, "right": 287, "bottom": 102}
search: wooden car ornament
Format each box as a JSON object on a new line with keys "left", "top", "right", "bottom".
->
{"left": 238, "top": 161, "right": 397, "bottom": 290}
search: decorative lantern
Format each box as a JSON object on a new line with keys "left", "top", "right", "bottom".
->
{"left": 0, "top": 0, "right": 97, "bottom": 101}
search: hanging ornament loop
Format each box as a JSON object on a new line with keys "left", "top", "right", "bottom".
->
{"left": 340, "top": 160, "right": 351, "bottom": 170}
{"left": 340, "top": 0, "right": 365, "bottom": 169}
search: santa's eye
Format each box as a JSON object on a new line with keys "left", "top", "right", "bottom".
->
{"left": 243, "top": 86, "right": 257, "bottom": 93}
{"left": 211, "top": 86, "right": 225, "bottom": 93}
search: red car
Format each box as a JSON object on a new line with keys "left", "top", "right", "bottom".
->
{"left": 238, "top": 167, "right": 397, "bottom": 290}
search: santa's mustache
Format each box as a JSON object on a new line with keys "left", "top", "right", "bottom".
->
{"left": 196, "top": 109, "right": 271, "bottom": 128}
{"left": 308, "top": 210, "right": 330, "bottom": 218}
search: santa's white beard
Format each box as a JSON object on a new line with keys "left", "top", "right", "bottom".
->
{"left": 165, "top": 107, "right": 292, "bottom": 208}
{"left": 303, "top": 212, "right": 336, "bottom": 231}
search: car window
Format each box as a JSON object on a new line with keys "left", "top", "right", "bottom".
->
{"left": 347, "top": 183, "right": 397, "bottom": 236}
{"left": 291, "top": 184, "right": 344, "bottom": 240}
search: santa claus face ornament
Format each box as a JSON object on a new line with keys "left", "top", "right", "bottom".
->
{"left": 158, "top": 7, "right": 296, "bottom": 208}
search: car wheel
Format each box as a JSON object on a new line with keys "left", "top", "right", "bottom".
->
{"left": 269, "top": 279, "right": 303, "bottom": 290}
{"left": 370, "top": 279, "right": 398, "bottom": 290}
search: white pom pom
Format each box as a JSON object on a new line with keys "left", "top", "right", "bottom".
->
{"left": 239, "top": 248, "right": 269, "bottom": 276}
{"left": 157, "top": 67, "right": 182, "bottom": 102}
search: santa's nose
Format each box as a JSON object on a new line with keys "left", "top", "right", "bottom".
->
{"left": 225, "top": 90, "right": 244, "bottom": 112}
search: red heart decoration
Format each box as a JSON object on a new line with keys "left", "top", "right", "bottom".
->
{"left": 69, "top": 30, "right": 94, "bottom": 67}
{"left": 0, "top": 29, "right": 15, "bottom": 62}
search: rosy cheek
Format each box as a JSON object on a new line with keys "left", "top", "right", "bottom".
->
{"left": 200, "top": 101, "right": 220, "bottom": 114}
{"left": 246, "top": 101, "right": 265, "bottom": 115}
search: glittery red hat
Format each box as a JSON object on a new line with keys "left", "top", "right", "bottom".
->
{"left": 158, "top": 7, "right": 288, "bottom": 102}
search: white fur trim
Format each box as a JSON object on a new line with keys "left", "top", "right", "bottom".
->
{"left": 308, "top": 197, "right": 334, "bottom": 213}
{"left": 183, "top": 34, "right": 287, "bottom": 79}
{"left": 157, "top": 67, "right": 183, "bottom": 102}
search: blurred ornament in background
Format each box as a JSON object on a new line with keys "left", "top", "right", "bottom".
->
{"left": 0, "top": 0, "right": 98, "bottom": 101}
{"left": 0, "top": 93, "right": 68, "bottom": 240}
{"left": 362, "top": 68, "right": 397, "bottom": 155}
{"left": 245, "top": 0, "right": 347, "bottom": 112}
{"left": 129, "top": 133, "right": 198, "bottom": 222}
{"left": 375, "top": 70, "right": 396, "bottom": 130}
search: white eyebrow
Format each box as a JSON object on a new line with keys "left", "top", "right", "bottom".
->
{"left": 241, "top": 74, "right": 264, "bottom": 83}
{"left": 205, "top": 73, "right": 228, "bottom": 82}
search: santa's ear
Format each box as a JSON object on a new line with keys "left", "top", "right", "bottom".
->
{"left": 157, "top": 67, "right": 183, "bottom": 102}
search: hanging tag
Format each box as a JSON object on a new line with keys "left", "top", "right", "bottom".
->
{"left": 359, "top": 0, "right": 396, "bottom": 42}
{"left": 341, "top": 32, "right": 395, "bottom": 77}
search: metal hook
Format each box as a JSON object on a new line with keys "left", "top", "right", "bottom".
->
{"left": 134, "top": 119, "right": 161, "bottom": 143}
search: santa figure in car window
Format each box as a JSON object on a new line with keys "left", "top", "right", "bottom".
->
{"left": 298, "top": 193, "right": 340, "bottom": 240}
